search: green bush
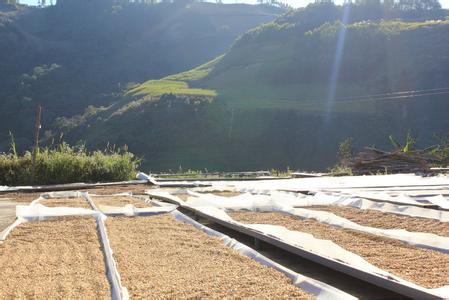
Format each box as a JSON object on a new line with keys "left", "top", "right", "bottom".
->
{"left": 0, "top": 143, "right": 140, "bottom": 186}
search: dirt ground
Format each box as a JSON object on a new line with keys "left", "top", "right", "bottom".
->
{"left": 230, "top": 211, "right": 449, "bottom": 289}
{"left": 304, "top": 205, "right": 449, "bottom": 237}
{"left": 91, "top": 196, "right": 152, "bottom": 208}
{"left": 39, "top": 197, "right": 91, "bottom": 209}
{"left": 0, "top": 217, "right": 111, "bottom": 298}
{"left": 106, "top": 215, "right": 311, "bottom": 299}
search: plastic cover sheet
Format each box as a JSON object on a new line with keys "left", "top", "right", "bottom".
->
{"left": 217, "top": 185, "right": 449, "bottom": 210}
{"left": 94, "top": 204, "right": 177, "bottom": 216}
{"left": 185, "top": 192, "right": 449, "bottom": 253}
{"left": 0, "top": 185, "right": 11, "bottom": 192}
{"left": 426, "top": 195, "right": 449, "bottom": 209}
{"left": 199, "top": 189, "right": 449, "bottom": 222}
{"left": 182, "top": 202, "right": 449, "bottom": 299}
{"left": 170, "top": 209, "right": 356, "bottom": 300}
{"left": 0, "top": 179, "right": 148, "bottom": 193}
{"left": 0, "top": 185, "right": 33, "bottom": 192}
{"left": 289, "top": 207, "right": 449, "bottom": 253}
{"left": 344, "top": 191, "right": 449, "bottom": 209}
{"left": 200, "top": 174, "right": 449, "bottom": 209}
{"left": 205, "top": 173, "right": 449, "bottom": 192}
{"left": 311, "top": 192, "right": 449, "bottom": 222}
{"left": 95, "top": 213, "right": 130, "bottom": 300}
{"left": 0, "top": 195, "right": 129, "bottom": 300}
{"left": 42, "top": 191, "right": 83, "bottom": 199}
{"left": 142, "top": 190, "right": 449, "bottom": 298}
{"left": 82, "top": 193, "right": 177, "bottom": 216}
{"left": 137, "top": 172, "right": 210, "bottom": 187}
{"left": 0, "top": 218, "right": 25, "bottom": 242}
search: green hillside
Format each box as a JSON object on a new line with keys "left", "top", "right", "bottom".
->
{"left": 0, "top": 1, "right": 282, "bottom": 152}
{"left": 57, "top": 2, "right": 449, "bottom": 171}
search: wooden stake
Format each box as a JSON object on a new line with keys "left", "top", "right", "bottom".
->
{"left": 31, "top": 105, "right": 42, "bottom": 184}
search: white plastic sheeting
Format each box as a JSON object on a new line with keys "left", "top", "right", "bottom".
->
{"left": 0, "top": 185, "right": 11, "bottom": 192}
{"left": 93, "top": 204, "right": 177, "bottom": 216}
{"left": 137, "top": 172, "right": 210, "bottom": 187}
{"left": 340, "top": 190, "right": 449, "bottom": 209}
{"left": 82, "top": 193, "right": 177, "bottom": 216}
{"left": 42, "top": 191, "right": 84, "bottom": 199}
{"left": 184, "top": 192, "right": 449, "bottom": 253}
{"left": 0, "top": 179, "right": 148, "bottom": 193}
{"left": 170, "top": 209, "right": 356, "bottom": 300}
{"left": 289, "top": 207, "right": 449, "bottom": 254}
{"left": 427, "top": 195, "right": 449, "bottom": 209}
{"left": 188, "top": 187, "right": 449, "bottom": 222}
{"left": 82, "top": 190, "right": 353, "bottom": 299}
{"left": 0, "top": 218, "right": 24, "bottom": 242}
{"left": 96, "top": 212, "right": 130, "bottom": 300}
{"left": 0, "top": 194, "right": 86, "bottom": 241}
{"left": 179, "top": 200, "right": 449, "bottom": 299}
{"left": 0, "top": 193, "right": 129, "bottom": 300}
{"left": 193, "top": 173, "right": 449, "bottom": 210}
{"left": 310, "top": 192, "right": 449, "bottom": 222}
{"left": 205, "top": 173, "right": 449, "bottom": 192}
{"left": 17, "top": 203, "right": 100, "bottom": 221}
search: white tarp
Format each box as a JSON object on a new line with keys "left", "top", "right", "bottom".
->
{"left": 184, "top": 192, "right": 449, "bottom": 253}
{"left": 205, "top": 173, "right": 449, "bottom": 192}
{"left": 0, "top": 193, "right": 129, "bottom": 300}
{"left": 95, "top": 204, "right": 177, "bottom": 216}
{"left": 180, "top": 202, "right": 449, "bottom": 299}
{"left": 312, "top": 192, "right": 449, "bottom": 222}
{"left": 0, "top": 176, "right": 148, "bottom": 193}
{"left": 0, "top": 185, "right": 11, "bottom": 192}
{"left": 426, "top": 195, "right": 449, "bottom": 209}
{"left": 137, "top": 172, "right": 210, "bottom": 187}
{"left": 82, "top": 193, "right": 177, "bottom": 216}
{"left": 188, "top": 188, "right": 449, "bottom": 222}
{"left": 170, "top": 209, "right": 355, "bottom": 300}
{"left": 193, "top": 173, "right": 449, "bottom": 210}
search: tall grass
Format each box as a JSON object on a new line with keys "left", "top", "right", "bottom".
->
{"left": 0, "top": 142, "right": 140, "bottom": 186}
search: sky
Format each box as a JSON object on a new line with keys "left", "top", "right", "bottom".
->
{"left": 17, "top": 0, "right": 449, "bottom": 8}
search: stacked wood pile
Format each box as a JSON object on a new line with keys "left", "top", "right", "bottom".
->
{"left": 351, "top": 147, "right": 434, "bottom": 174}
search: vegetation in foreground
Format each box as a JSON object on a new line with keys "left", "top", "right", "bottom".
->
{"left": 0, "top": 141, "right": 139, "bottom": 186}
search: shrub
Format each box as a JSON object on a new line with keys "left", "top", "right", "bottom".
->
{"left": 0, "top": 143, "right": 140, "bottom": 186}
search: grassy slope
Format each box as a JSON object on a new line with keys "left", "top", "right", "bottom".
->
{"left": 126, "top": 80, "right": 216, "bottom": 97}
{"left": 126, "top": 55, "right": 224, "bottom": 98}
{"left": 202, "top": 19, "right": 449, "bottom": 113}
{"left": 0, "top": 2, "right": 282, "bottom": 152}
{"left": 59, "top": 8, "right": 449, "bottom": 171}
{"left": 121, "top": 19, "right": 449, "bottom": 114}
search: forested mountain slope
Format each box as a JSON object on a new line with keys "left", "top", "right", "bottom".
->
{"left": 59, "top": 3, "right": 449, "bottom": 171}
{"left": 0, "top": 1, "right": 282, "bottom": 151}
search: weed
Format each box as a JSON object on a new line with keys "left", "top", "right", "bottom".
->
{"left": 0, "top": 142, "right": 140, "bottom": 185}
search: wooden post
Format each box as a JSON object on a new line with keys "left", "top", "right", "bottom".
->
{"left": 31, "top": 105, "right": 42, "bottom": 184}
